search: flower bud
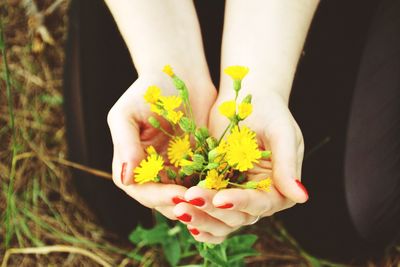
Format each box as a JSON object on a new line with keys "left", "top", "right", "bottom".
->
{"left": 195, "top": 127, "right": 210, "bottom": 143}
{"left": 166, "top": 168, "right": 177, "bottom": 180}
{"left": 179, "top": 117, "right": 195, "bottom": 133}
{"left": 206, "top": 137, "right": 218, "bottom": 150}
{"left": 206, "top": 162, "right": 219, "bottom": 170}
{"left": 182, "top": 165, "right": 194, "bottom": 176}
{"left": 242, "top": 94, "right": 252, "bottom": 104}
{"left": 261, "top": 150, "right": 272, "bottom": 159}
{"left": 208, "top": 148, "right": 218, "bottom": 162}
{"left": 245, "top": 181, "right": 258, "bottom": 189}
{"left": 148, "top": 116, "right": 160, "bottom": 128}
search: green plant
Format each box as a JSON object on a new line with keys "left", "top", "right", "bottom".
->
{"left": 128, "top": 213, "right": 259, "bottom": 267}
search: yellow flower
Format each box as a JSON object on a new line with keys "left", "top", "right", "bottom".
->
{"left": 134, "top": 154, "right": 164, "bottom": 184}
{"left": 218, "top": 100, "right": 236, "bottom": 119}
{"left": 225, "top": 126, "right": 261, "bottom": 171}
{"left": 215, "top": 140, "right": 227, "bottom": 156}
{"left": 224, "top": 66, "right": 249, "bottom": 81}
{"left": 146, "top": 145, "right": 157, "bottom": 155}
{"left": 166, "top": 110, "right": 183, "bottom": 124}
{"left": 204, "top": 169, "right": 229, "bottom": 190}
{"left": 159, "top": 95, "right": 182, "bottom": 111}
{"left": 163, "top": 64, "right": 175, "bottom": 77}
{"left": 257, "top": 178, "right": 273, "bottom": 192}
{"left": 150, "top": 104, "right": 163, "bottom": 115}
{"left": 238, "top": 102, "right": 253, "bottom": 119}
{"left": 167, "top": 134, "right": 193, "bottom": 167}
{"left": 144, "top": 85, "right": 161, "bottom": 104}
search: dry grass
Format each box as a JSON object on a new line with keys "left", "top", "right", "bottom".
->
{"left": 0, "top": 1, "right": 399, "bottom": 266}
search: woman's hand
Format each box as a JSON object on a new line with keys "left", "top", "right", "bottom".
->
{"left": 107, "top": 73, "right": 216, "bottom": 220}
{"left": 171, "top": 89, "right": 308, "bottom": 244}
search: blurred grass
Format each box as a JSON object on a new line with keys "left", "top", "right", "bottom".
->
{"left": 0, "top": 0, "right": 399, "bottom": 266}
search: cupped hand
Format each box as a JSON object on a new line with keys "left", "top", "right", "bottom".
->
{"left": 107, "top": 73, "right": 216, "bottom": 220}
{"left": 173, "top": 89, "right": 308, "bottom": 243}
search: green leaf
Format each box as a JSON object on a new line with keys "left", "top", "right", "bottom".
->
{"left": 162, "top": 238, "right": 181, "bottom": 267}
{"left": 201, "top": 249, "right": 228, "bottom": 267}
{"left": 129, "top": 224, "right": 169, "bottom": 246}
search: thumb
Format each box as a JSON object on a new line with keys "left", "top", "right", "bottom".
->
{"left": 108, "top": 110, "right": 145, "bottom": 187}
{"left": 265, "top": 122, "right": 308, "bottom": 203}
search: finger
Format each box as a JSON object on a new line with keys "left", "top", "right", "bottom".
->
{"left": 108, "top": 105, "right": 145, "bottom": 186}
{"left": 212, "top": 188, "right": 271, "bottom": 216}
{"left": 173, "top": 202, "right": 235, "bottom": 237}
{"left": 184, "top": 186, "right": 251, "bottom": 228}
{"left": 155, "top": 206, "right": 177, "bottom": 221}
{"left": 187, "top": 226, "right": 226, "bottom": 244}
{"left": 264, "top": 121, "right": 308, "bottom": 203}
{"left": 213, "top": 185, "right": 295, "bottom": 217}
{"left": 123, "top": 182, "right": 187, "bottom": 208}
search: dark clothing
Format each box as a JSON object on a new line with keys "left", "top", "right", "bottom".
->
{"left": 63, "top": 0, "right": 400, "bottom": 262}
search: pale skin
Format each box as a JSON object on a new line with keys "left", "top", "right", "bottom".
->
{"left": 105, "top": 0, "right": 319, "bottom": 244}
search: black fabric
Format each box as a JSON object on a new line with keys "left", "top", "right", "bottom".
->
{"left": 63, "top": 0, "right": 400, "bottom": 261}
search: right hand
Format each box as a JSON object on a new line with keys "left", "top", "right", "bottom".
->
{"left": 107, "top": 73, "right": 216, "bottom": 220}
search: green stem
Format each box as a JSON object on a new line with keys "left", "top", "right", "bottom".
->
{"left": 218, "top": 122, "right": 232, "bottom": 144}
{"left": 158, "top": 126, "right": 174, "bottom": 138}
{"left": 228, "top": 182, "right": 246, "bottom": 188}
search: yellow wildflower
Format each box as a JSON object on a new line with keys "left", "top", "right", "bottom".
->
{"left": 257, "top": 178, "right": 273, "bottom": 192}
{"left": 150, "top": 104, "right": 163, "bottom": 115}
{"left": 204, "top": 169, "right": 229, "bottom": 190}
{"left": 144, "top": 85, "right": 161, "bottom": 104}
{"left": 163, "top": 64, "right": 175, "bottom": 77}
{"left": 168, "top": 135, "right": 193, "bottom": 167}
{"left": 166, "top": 110, "right": 183, "bottom": 124}
{"left": 238, "top": 102, "right": 253, "bottom": 119}
{"left": 134, "top": 154, "right": 164, "bottom": 184}
{"left": 225, "top": 126, "right": 261, "bottom": 171}
{"left": 218, "top": 100, "right": 236, "bottom": 119}
{"left": 159, "top": 95, "right": 182, "bottom": 111}
{"left": 224, "top": 65, "right": 249, "bottom": 81}
{"left": 146, "top": 145, "right": 157, "bottom": 155}
{"left": 216, "top": 140, "right": 228, "bottom": 155}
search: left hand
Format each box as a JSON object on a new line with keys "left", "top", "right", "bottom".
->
{"left": 172, "top": 89, "right": 308, "bottom": 244}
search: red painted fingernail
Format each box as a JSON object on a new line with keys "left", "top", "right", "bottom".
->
{"left": 189, "top": 228, "right": 200, "bottom": 235}
{"left": 216, "top": 203, "right": 234, "bottom": 209}
{"left": 295, "top": 179, "right": 309, "bottom": 200}
{"left": 275, "top": 188, "right": 285, "bottom": 198}
{"left": 121, "top": 162, "right": 127, "bottom": 185}
{"left": 177, "top": 213, "right": 192, "bottom": 222}
{"left": 172, "top": 196, "right": 186, "bottom": 205}
{"left": 188, "top": 198, "right": 205, "bottom": 207}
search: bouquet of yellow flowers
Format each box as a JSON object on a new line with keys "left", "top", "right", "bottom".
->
{"left": 134, "top": 65, "right": 272, "bottom": 192}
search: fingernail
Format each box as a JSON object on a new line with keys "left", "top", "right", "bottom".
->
{"left": 188, "top": 198, "right": 205, "bottom": 207}
{"left": 295, "top": 179, "right": 309, "bottom": 200}
{"left": 177, "top": 213, "right": 192, "bottom": 222}
{"left": 172, "top": 196, "right": 186, "bottom": 205}
{"left": 189, "top": 228, "right": 200, "bottom": 235}
{"left": 121, "top": 162, "right": 128, "bottom": 185}
{"left": 216, "top": 203, "right": 234, "bottom": 209}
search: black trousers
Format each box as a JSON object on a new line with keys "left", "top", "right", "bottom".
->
{"left": 63, "top": 0, "right": 400, "bottom": 262}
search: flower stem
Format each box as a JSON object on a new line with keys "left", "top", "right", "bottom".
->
{"left": 218, "top": 122, "right": 232, "bottom": 144}
{"left": 159, "top": 126, "right": 174, "bottom": 138}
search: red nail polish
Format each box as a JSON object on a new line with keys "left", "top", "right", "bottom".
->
{"left": 295, "top": 179, "right": 309, "bottom": 200}
{"left": 177, "top": 213, "right": 192, "bottom": 222}
{"left": 189, "top": 228, "right": 200, "bottom": 235}
{"left": 172, "top": 196, "right": 186, "bottom": 205}
{"left": 121, "top": 162, "right": 127, "bottom": 184}
{"left": 188, "top": 198, "right": 205, "bottom": 207}
{"left": 216, "top": 203, "right": 234, "bottom": 209}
